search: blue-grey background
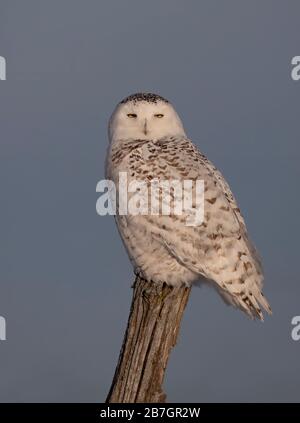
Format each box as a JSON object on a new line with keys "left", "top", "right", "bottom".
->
{"left": 0, "top": 1, "right": 299, "bottom": 402}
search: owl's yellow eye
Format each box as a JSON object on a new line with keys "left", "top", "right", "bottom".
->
{"left": 127, "top": 113, "right": 137, "bottom": 118}
{"left": 154, "top": 114, "right": 164, "bottom": 118}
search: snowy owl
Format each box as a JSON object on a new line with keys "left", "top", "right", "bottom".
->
{"left": 105, "top": 92, "right": 272, "bottom": 320}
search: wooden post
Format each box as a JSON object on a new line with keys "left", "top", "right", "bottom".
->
{"left": 106, "top": 276, "right": 191, "bottom": 403}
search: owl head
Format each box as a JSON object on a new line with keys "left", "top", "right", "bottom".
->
{"left": 109, "top": 93, "right": 186, "bottom": 142}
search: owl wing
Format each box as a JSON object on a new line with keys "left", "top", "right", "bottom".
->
{"left": 139, "top": 137, "right": 271, "bottom": 319}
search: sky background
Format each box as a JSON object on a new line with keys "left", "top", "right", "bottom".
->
{"left": 0, "top": 0, "right": 300, "bottom": 402}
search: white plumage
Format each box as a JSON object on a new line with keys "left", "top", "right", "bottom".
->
{"left": 106, "top": 93, "right": 272, "bottom": 320}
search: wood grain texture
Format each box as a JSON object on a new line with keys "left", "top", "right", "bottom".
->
{"left": 106, "top": 276, "right": 191, "bottom": 403}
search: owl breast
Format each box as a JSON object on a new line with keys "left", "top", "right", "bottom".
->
{"left": 107, "top": 137, "right": 199, "bottom": 285}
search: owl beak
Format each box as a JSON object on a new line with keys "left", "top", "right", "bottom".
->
{"left": 143, "top": 119, "right": 148, "bottom": 135}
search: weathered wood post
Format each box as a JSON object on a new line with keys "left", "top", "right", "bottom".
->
{"left": 106, "top": 276, "right": 191, "bottom": 403}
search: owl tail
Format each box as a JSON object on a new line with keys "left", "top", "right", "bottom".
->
{"left": 218, "top": 285, "right": 272, "bottom": 321}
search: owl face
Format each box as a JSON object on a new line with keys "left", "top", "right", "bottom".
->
{"left": 109, "top": 93, "right": 186, "bottom": 142}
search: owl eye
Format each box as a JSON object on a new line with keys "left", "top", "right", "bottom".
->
{"left": 154, "top": 114, "right": 164, "bottom": 118}
{"left": 127, "top": 113, "right": 137, "bottom": 118}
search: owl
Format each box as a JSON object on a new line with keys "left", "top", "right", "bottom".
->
{"left": 105, "top": 93, "right": 272, "bottom": 320}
